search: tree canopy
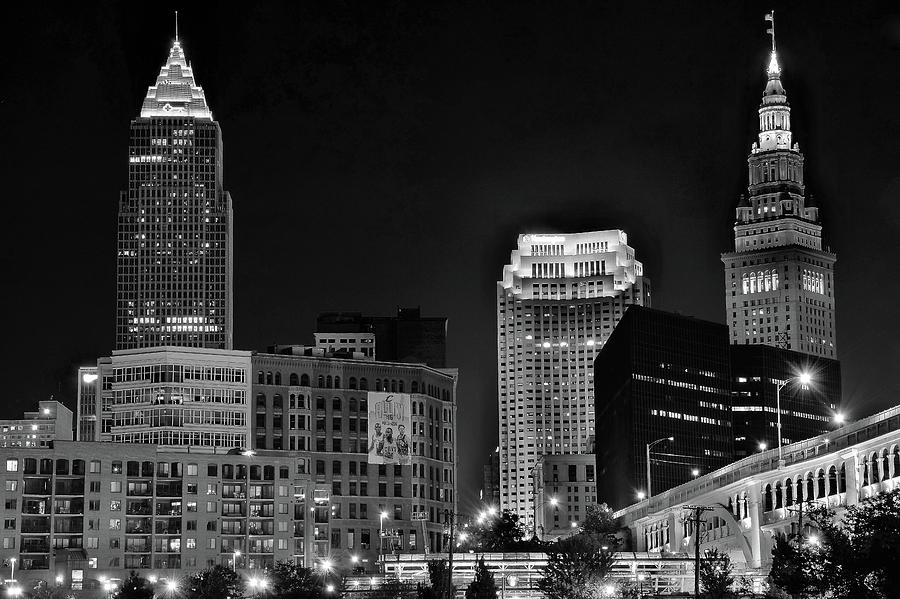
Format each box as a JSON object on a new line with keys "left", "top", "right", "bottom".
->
{"left": 183, "top": 565, "right": 245, "bottom": 599}
{"left": 537, "top": 533, "right": 616, "bottom": 599}
{"left": 768, "top": 488, "right": 900, "bottom": 598}
{"left": 111, "top": 572, "right": 153, "bottom": 599}
{"left": 464, "top": 558, "right": 497, "bottom": 599}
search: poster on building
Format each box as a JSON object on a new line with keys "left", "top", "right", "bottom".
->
{"left": 367, "top": 392, "right": 412, "bottom": 465}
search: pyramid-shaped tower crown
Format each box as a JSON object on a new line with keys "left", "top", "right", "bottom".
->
{"left": 140, "top": 40, "right": 212, "bottom": 119}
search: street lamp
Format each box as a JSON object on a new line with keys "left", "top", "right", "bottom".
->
{"left": 775, "top": 372, "right": 812, "bottom": 466}
{"left": 646, "top": 437, "right": 674, "bottom": 498}
{"left": 9, "top": 557, "right": 15, "bottom": 581}
{"left": 232, "top": 549, "right": 241, "bottom": 572}
{"left": 379, "top": 511, "right": 389, "bottom": 573}
{"left": 834, "top": 412, "right": 846, "bottom": 425}
{"left": 165, "top": 580, "right": 179, "bottom": 595}
{"left": 691, "top": 469, "right": 700, "bottom": 477}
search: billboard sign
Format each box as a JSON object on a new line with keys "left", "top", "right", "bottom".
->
{"left": 367, "top": 392, "right": 412, "bottom": 465}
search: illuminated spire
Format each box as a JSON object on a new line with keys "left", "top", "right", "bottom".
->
{"left": 175, "top": 10, "right": 179, "bottom": 42}
{"left": 139, "top": 33, "right": 212, "bottom": 119}
{"left": 754, "top": 13, "right": 791, "bottom": 153}
{"left": 767, "top": 51, "right": 780, "bottom": 76}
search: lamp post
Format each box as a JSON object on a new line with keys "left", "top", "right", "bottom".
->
{"left": 775, "top": 373, "right": 811, "bottom": 466}
{"left": 645, "top": 437, "right": 673, "bottom": 498}
{"left": 379, "top": 512, "right": 388, "bottom": 574}
{"left": 232, "top": 549, "right": 241, "bottom": 572}
{"left": 9, "top": 557, "right": 15, "bottom": 581}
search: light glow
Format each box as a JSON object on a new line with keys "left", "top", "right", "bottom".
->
{"left": 834, "top": 412, "right": 846, "bottom": 424}
{"left": 637, "top": 491, "right": 646, "bottom": 500}
{"left": 166, "top": 581, "right": 179, "bottom": 593}
{"left": 767, "top": 51, "right": 780, "bottom": 75}
{"left": 82, "top": 373, "right": 98, "bottom": 383}
{"left": 798, "top": 372, "right": 812, "bottom": 385}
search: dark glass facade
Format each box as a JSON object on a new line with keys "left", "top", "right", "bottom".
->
{"left": 594, "top": 306, "right": 734, "bottom": 509}
{"left": 731, "top": 344, "right": 841, "bottom": 458}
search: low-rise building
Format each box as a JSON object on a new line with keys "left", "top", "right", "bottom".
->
{"left": 532, "top": 453, "right": 597, "bottom": 541}
{"left": 0, "top": 401, "right": 72, "bottom": 448}
{"left": 0, "top": 443, "right": 310, "bottom": 589}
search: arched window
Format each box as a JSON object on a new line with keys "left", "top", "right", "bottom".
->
{"left": 256, "top": 393, "right": 266, "bottom": 409}
{"left": 839, "top": 463, "right": 847, "bottom": 493}
{"left": 390, "top": 380, "right": 397, "bottom": 392}
{"left": 862, "top": 459, "right": 870, "bottom": 486}
{"left": 398, "top": 380, "right": 404, "bottom": 393}
{"left": 334, "top": 376, "right": 341, "bottom": 389}
{"left": 827, "top": 466, "right": 838, "bottom": 497}
{"left": 257, "top": 371, "right": 264, "bottom": 384}
{"left": 870, "top": 452, "right": 880, "bottom": 484}
{"left": 300, "top": 374, "right": 310, "bottom": 387}
{"left": 273, "top": 395, "right": 283, "bottom": 410}
{"left": 317, "top": 375, "right": 325, "bottom": 388}
{"left": 274, "top": 372, "right": 282, "bottom": 385}
{"left": 333, "top": 398, "right": 341, "bottom": 412}
{"left": 412, "top": 402, "right": 417, "bottom": 416}
{"left": 349, "top": 398, "right": 357, "bottom": 412}
{"left": 774, "top": 482, "right": 783, "bottom": 509}
{"left": 816, "top": 470, "right": 826, "bottom": 498}
{"left": 763, "top": 484, "right": 773, "bottom": 512}
{"left": 893, "top": 446, "right": 900, "bottom": 479}
{"left": 266, "top": 371, "right": 273, "bottom": 385}
{"left": 805, "top": 474, "right": 814, "bottom": 500}
{"left": 290, "top": 373, "right": 299, "bottom": 386}
{"left": 784, "top": 478, "right": 794, "bottom": 506}
{"left": 375, "top": 379, "right": 381, "bottom": 392}
{"left": 360, "top": 378, "right": 368, "bottom": 391}
{"left": 326, "top": 376, "right": 333, "bottom": 389}
{"left": 411, "top": 381, "right": 419, "bottom": 393}
{"left": 880, "top": 449, "right": 890, "bottom": 482}
{"left": 349, "top": 377, "right": 358, "bottom": 390}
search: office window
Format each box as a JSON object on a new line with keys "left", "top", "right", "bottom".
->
{"left": 109, "top": 519, "right": 121, "bottom": 530}
{"left": 187, "top": 464, "right": 198, "bottom": 476}
{"left": 4, "top": 481, "right": 15, "bottom": 492}
{"left": 110, "top": 481, "right": 122, "bottom": 493}
{"left": 5, "top": 460, "right": 17, "bottom": 472}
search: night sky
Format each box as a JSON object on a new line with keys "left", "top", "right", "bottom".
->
{"left": 4, "top": 2, "right": 900, "bottom": 508}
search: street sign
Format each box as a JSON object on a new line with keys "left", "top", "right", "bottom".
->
{"left": 412, "top": 511, "right": 427, "bottom": 520}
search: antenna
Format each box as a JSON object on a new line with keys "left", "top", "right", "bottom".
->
{"left": 175, "top": 10, "right": 179, "bottom": 42}
{"left": 765, "top": 11, "right": 776, "bottom": 52}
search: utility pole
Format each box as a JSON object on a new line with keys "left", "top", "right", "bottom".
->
{"left": 684, "top": 505, "right": 713, "bottom": 599}
{"left": 444, "top": 509, "right": 456, "bottom": 599}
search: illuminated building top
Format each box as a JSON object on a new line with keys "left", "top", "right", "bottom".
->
{"left": 140, "top": 40, "right": 212, "bottom": 119}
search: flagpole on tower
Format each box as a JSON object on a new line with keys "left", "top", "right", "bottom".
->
{"left": 175, "top": 10, "right": 179, "bottom": 42}
{"left": 765, "top": 10, "right": 776, "bottom": 52}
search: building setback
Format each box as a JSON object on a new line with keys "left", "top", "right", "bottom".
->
{"left": 251, "top": 351, "right": 458, "bottom": 559}
{"left": 77, "top": 347, "right": 252, "bottom": 448}
{"left": 594, "top": 307, "right": 734, "bottom": 509}
{"left": 721, "top": 47, "right": 836, "bottom": 358}
{"left": 497, "top": 230, "right": 649, "bottom": 528}
{"left": 731, "top": 344, "right": 841, "bottom": 459}
{"left": 116, "top": 37, "right": 233, "bottom": 351}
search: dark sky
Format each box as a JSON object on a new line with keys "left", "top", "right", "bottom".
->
{"left": 4, "top": 2, "right": 900, "bottom": 506}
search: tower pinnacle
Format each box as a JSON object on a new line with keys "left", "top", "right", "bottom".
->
{"left": 765, "top": 11, "right": 776, "bottom": 52}
{"left": 175, "top": 10, "right": 179, "bottom": 42}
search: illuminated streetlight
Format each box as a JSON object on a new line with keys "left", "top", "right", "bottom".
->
{"left": 350, "top": 555, "right": 359, "bottom": 564}
{"left": 232, "top": 549, "right": 241, "bottom": 572}
{"left": 775, "top": 373, "right": 813, "bottom": 465}
{"left": 691, "top": 469, "right": 700, "bottom": 477}
{"left": 637, "top": 491, "right": 646, "bottom": 500}
{"left": 325, "top": 585, "right": 335, "bottom": 594}
{"left": 646, "top": 436, "right": 674, "bottom": 498}
{"left": 808, "top": 535, "right": 820, "bottom": 546}
{"left": 834, "top": 412, "right": 846, "bottom": 425}
{"left": 758, "top": 442, "right": 768, "bottom": 451}
{"left": 549, "top": 497, "right": 559, "bottom": 507}
{"left": 166, "top": 580, "right": 179, "bottom": 594}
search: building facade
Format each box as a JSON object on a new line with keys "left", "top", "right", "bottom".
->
{"left": 315, "top": 308, "right": 448, "bottom": 368}
{"left": 497, "top": 230, "right": 650, "bottom": 527}
{"left": 116, "top": 37, "right": 233, "bottom": 351}
{"left": 0, "top": 443, "right": 313, "bottom": 588}
{"left": 77, "top": 347, "right": 252, "bottom": 448}
{"left": 614, "top": 403, "right": 900, "bottom": 581}
{"left": 721, "top": 48, "right": 836, "bottom": 358}
{"left": 594, "top": 307, "right": 734, "bottom": 509}
{"left": 250, "top": 352, "right": 458, "bottom": 566}
{"left": 0, "top": 402, "right": 73, "bottom": 449}
{"left": 532, "top": 453, "right": 597, "bottom": 541}
{"left": 731, "top": 344, "right": 841, "bottom": 459}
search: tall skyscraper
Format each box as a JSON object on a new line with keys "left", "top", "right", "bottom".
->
{"left": 116, "top": 36, "right": 233, "bottom": 350}
{"left": 497, "top": 230, "right": 650, "bottom": 526}
{"left": 721, "top": 44, "right": 836, "bottom": 358}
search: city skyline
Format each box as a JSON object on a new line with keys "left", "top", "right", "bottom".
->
{"left": 4, "top": 3, "right": 900, "bottom": 505}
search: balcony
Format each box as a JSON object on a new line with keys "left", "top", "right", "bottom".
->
{"left": 20, "top": 540, "right": 49, "bottom": 553}
{"left": 23, "top": 479, "right": 51, "bottom": 495}
{"left": 154, "top": 522, "right": 182, "bottom": 535}
{"left": 155, "top": 482, "right": 182, "bottom": 497}
{"left": 21, "top": 518, "right": 50, "bottom": 534}
{"left": 53, "top": 518, "right": 83, "bottom": 534}
{"left": 127, "top": 500, "right": 152, "bottom": 515}
{"left": 126, "top": 518, "right": 152, "bottom": 534}
{"left": 54, "top": 480, "right": 84, "bottom": 495}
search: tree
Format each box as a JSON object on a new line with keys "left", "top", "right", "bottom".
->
{"left": 581, "top": 503, "right": 618, "bottom": 540}
{"left": 699, "top": 548, "right": 736, "bottom": 599}
{"left": 538, "top": 533, "right": 616, "bottom": 599}
{"left": 471, "top": 510, "right": 528, "bottom": 552}
{"left": 270, "top": 561, "right": 325, "bottom": 599}
{"left": 418, "top": 560, "right": 455, "bottom": 599}
{"left": 768, "top": 488, "right": 900, "bottom": 599}
{"left": 111, "top": 572, "right": 154, "bottom": 599}
{"left": 184, "top": 565, "right": 245, "bottom": 599}
{"left": 465, "top": 558, "right": 497, "bottom": 599}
